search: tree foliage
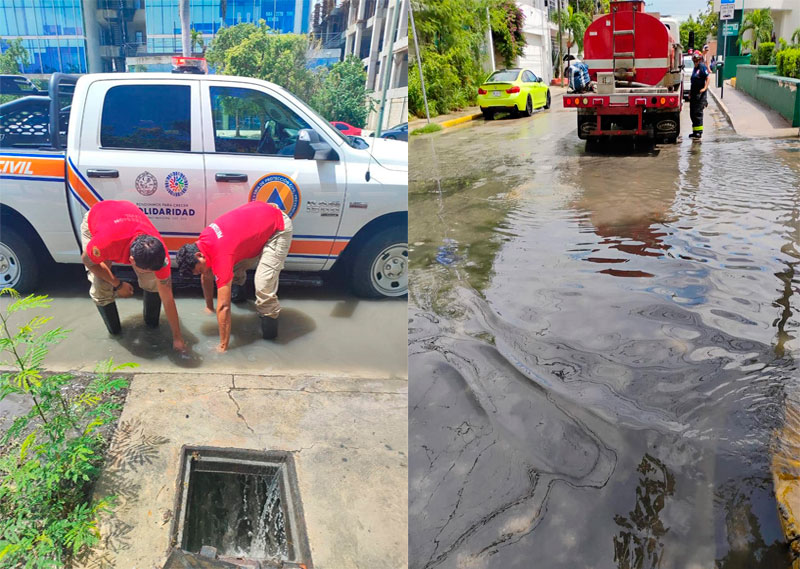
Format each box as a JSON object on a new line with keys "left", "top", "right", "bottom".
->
{"left": 0, "top": 38, "right": 29, "bottom": 74}
{"left": 489, "top": 0, "right": 526, "bottom": 68}
{"left": 739, "top": 8, "right": 774, "bottom": 52}
{"left": 206, "top": 21, "right": 318, "bottom": 103}
{"left": 0, "top": 289, "right": 131, "bottom": 567}
{"left": 311, "top": 55, "right": 372, "bottom": 127}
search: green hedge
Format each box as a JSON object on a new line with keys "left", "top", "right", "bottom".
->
{"left": 751, "top": 42, "right": 775, "bottom": 66}
{"left": 776, "top": 47, "right": 800, "bottom": 79}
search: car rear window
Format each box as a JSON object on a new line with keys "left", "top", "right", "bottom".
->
{"left": 100, "top": 84, "right": 191, "bottom": 151}
{"left": 487, "top": 70, "right": 520, "bottom": 82}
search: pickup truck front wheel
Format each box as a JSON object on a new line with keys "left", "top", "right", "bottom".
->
{"left": 0, "top": 227, "right": 38, "bottom": 293}
{"left": 351, "top": 227, "right": 408, "bottom": 298}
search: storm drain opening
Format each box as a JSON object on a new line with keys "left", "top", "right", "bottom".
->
{"left": 171, "top": 447, "right": 312, "bottom": 568}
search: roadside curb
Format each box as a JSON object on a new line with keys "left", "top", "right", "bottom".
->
{"left": 708, "top": 86, "right": 734, "bottom": 130}
{"left": 439, "top": 112, "right": 484, "bottom": 129}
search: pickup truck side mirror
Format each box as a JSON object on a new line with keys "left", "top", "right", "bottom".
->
{"left": 294, "top": 129, "right": 338, "bottom": 161}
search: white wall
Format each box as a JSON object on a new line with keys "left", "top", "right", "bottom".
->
{"left": 516, "top": 1, "right": 552, "bottom": 83}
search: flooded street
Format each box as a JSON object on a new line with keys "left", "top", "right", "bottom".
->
{"left": 409, "top": 96, "right": 800, "bottom": 568}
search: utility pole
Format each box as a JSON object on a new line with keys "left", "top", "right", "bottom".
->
{"left": 376, "top": 0, "right": 403, "bottom": 136}
{"left": 557, "top": 0, "right": 563, "bottom": 79}
{"left": 409, "top": 1, "right": 431, "bottom": 124}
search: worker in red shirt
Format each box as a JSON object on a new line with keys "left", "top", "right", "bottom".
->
{"left": 176, "top": 201, "right": 293, "bottom": 351}
{"left": 81, "top": 200, "right": 186, "bottom": 351}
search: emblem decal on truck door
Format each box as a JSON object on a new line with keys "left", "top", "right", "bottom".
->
{"left": 135, "top": 171, "right": 158, "bottom": 196}
{"left": 249, "top": 173, "right": 301, "bottom": 219}
{"left": 164, "top": 171, "right": 189, "bottom": 197}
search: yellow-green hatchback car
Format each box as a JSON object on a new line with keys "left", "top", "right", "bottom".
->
{"left": 477, "top": 68, "right": 551, "bottom": 119}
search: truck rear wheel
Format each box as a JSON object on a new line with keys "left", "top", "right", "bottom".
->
{"left": 351, "top": 227, "right": 408, "bottom": 298}
{"left": 0, "top": 226, "right": 39, "bottom": 294}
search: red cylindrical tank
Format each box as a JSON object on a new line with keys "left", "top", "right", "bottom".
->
{"left": 582, "top": 0, "right": 674, "bottom": 87}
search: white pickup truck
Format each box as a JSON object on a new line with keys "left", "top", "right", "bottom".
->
{"left": 0, "top": 73, "right": 408, "bottom": 298}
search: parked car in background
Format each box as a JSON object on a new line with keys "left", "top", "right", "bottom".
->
{"left": 683, "top": 54, "right": 693, "bottom": 100}
{"left": 477, "top": 68, "right": 551, "bottom": 119}
{"left": 381, "top": 123, "right": 407, "bottom": 141}
{"left": 330, "top": 121, "right": 362, "bottom": 136}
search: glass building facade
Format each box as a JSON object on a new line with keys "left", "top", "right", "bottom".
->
{"left": 0, "top": 0, "right": 88, "bottom": 73}
{"left": 145, "top": 0, "right": 311, "bottom": 54}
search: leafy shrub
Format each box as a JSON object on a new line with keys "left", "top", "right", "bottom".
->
{"left": 311, "top": 56, "right": 373, "bottom": 127}
{"left": 751, "top": 41, "right": 775, "bottom": 65}
{"left": 776, "top": 47, "right": 800, "bottom": 78}
{"left": 0, "top": 289, "right": 132, "bottom": 567}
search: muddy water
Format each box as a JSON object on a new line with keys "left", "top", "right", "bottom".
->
{"left": 0, "top": 268, "right": 407, "bottom": 377}
{"left": 409, "top": 105, "right": 800, "bottom": 569}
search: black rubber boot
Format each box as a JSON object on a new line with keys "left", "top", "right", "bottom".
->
{"left": 231, "top": 284, "right": 246, "bottom": 304}
{"left": 97, "top": 303, "right": 121, "bottom": 335}
{"left": 260, "top": 315, "right": 278, "bottom": 340}
{"left": 143, "top": 290, "right": 161, "bottom": 328}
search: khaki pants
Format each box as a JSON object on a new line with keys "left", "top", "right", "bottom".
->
{"left": 81, "top": 212, "right": 160, "bottom": 306}
{"left": 231, "top": 212, "right": 293, "bottom": 318}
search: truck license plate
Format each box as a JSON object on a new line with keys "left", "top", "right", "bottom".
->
{"left": 493, "top": 91, "right": 501, "bottom": 97}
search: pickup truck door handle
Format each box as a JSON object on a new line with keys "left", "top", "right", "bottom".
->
{"left": 215, "top": 173, "right": 248, "bottom": 183}
{"left": 87, "top": 169, "right": 119, "bottom": 178}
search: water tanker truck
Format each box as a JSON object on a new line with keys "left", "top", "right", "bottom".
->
{"left": 564, "top": 0, "right": 684, "bottom": 144}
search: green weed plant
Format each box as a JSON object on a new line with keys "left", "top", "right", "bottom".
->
{"left": 0, "top": 289, "right": 134, "bottom": 567}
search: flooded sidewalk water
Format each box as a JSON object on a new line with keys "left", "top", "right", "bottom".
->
{"left": 409, "top": 103, "right": 800, "bottom": 568}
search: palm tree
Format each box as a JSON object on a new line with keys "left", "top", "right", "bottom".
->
{"left": 179, "top": 0, "right": 191, "bottom": 57}
{"left": 738, "top": 8, "right": 773, "bottom": 52}
{"left": 190, "top": 28, "right": 205, "bottom": 54}
{"left": 566, "top": 5, "right": 591, "bottom": 55}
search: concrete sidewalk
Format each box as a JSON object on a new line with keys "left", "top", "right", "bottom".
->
{"left": 80, "top": 372, "right": 408, "bottom": 569}
{"left": 708, "top": 78, "right": 798, "bottom": 138}
{"left": 409, "top": 86, "right": 568, "bottom": 132}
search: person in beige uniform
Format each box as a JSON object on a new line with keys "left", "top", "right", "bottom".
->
{"left": 176, "top": 201, "right": 292, "bottom": 350}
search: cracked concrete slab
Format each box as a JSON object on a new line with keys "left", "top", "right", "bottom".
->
{"left": 80, "top": 372, "right": 408, "bottom": 569}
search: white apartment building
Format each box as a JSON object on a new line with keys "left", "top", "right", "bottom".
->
{"left": 515, "top": 0, "right": 554, "bottom": 83}
{"left": 713, "top": 0, "right": 800, "bottom": 45}
{"left": 343, "top": 0, "right": 409, "bottom": 130}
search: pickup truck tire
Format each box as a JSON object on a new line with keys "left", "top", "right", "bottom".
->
{"left": 0, "top": 226, "right": 38, "bottom": 293}
{"left": 351, "top": 227, "right": 408, "bottom": 298}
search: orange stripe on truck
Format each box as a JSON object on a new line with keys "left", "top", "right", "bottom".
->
{"left": 0, "top": 156, "right": 64, "bottom": 178}
{"left": 161, "top": 236, "right": 344, "bottom": 258}
{"left": 67, "top": 165, "right": 100, "bottom": 208}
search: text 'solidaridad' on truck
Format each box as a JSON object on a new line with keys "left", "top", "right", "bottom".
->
{"left": 564, "top": 0, "right": 684, "bottom": 143}
{"left": 0, "top": 73, "right": 408, "bottom": 298}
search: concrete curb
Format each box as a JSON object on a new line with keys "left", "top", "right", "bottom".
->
{"left": 708, "top": 86, "right": 734, "bottom": 130}
{"left": 439, "top": 112, "right": 484, "bottom": 129}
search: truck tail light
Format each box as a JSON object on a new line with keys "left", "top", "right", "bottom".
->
{"left": 478, "top": 87, "right": 487, "bottom": 95}
{"left": 564, "top": 97, "right": 571, "bottom": 106}
{"left": 660, "top": 97, "right": 666, "bottom": 105}
{"left": 574, "top": 97, "right": 580, "bottom": 106}
{"left": 506, "top": 86, "right": 520, "bottom": 94}
{"left": 670, "top": 97, "right": 677, "bottom": 106}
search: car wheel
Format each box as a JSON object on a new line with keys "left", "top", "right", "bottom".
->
{"left": 0, "top": 225, "right": 39, "bottom": 294}
{"left": 524, "top": 96, "right": 533, "bottom": 117}
{"left": 351, "top": 227, "right": 408, "bottom": 298}
{"left": 544, "top": 90, "right": 551, "bottom": 110}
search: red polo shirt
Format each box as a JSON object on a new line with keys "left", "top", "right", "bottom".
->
{"left": 197, "top": 201, "right": 285, "bottom": 286}
{"left": 86, "top": 200, "right": 171, "bottom": 280}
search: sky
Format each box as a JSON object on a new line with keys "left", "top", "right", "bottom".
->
{"left": 647, "top": 0, "right": 709, "bottom": 22}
